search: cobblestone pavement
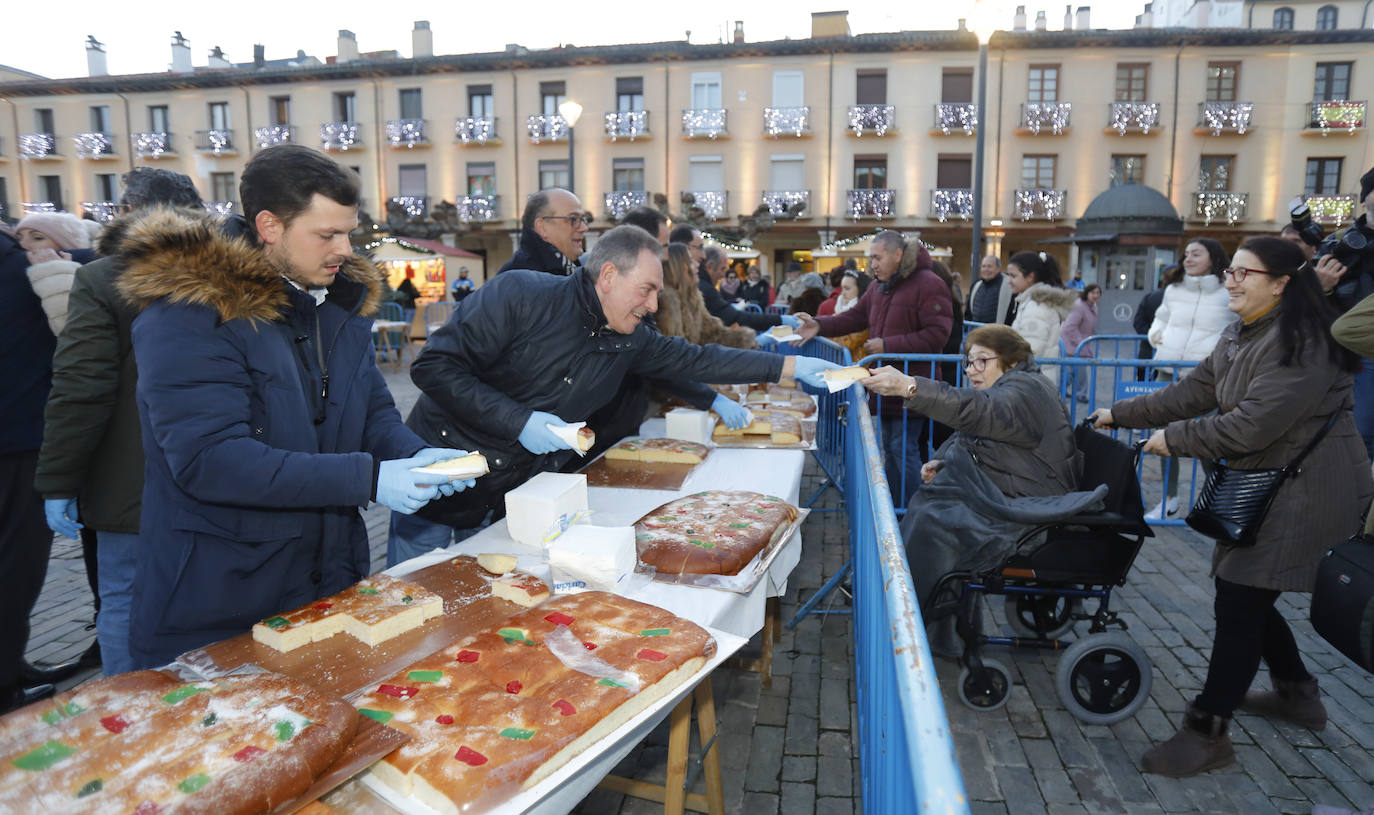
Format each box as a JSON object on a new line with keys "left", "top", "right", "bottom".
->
{"left": 25, "top": 363, "right": 1374, "bottom": 814}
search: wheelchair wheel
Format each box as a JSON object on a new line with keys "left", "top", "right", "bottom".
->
{"left": 956, "top": 658, "right": 1013, "bottom": 712}
{"left": 1004, "top": 593, "right": 1082, "bottom": 640}
{"left": 1055, "top": 632, "right": 1152, "bottom": 725}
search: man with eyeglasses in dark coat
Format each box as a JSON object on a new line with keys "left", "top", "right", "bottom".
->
{"left": 499, "top": 188, "right": 589, "bottom": 276}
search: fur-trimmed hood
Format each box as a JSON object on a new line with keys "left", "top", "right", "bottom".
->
{"left": 1018, "top": 282, "right": 1079, "bottom": 318}
{"left": 115, "top": 208, "right": 383, "bottom": 324}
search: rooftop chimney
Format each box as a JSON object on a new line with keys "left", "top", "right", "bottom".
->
{"left": 957, "top": 17, "right": 967, "bottom": 31}
{"left": 1035, "top": 10, "right": 1048, "bottom": 30}
{"left": 1013, "top": 5, "right": 1027, "bottom": 30}
{"left": 337, "top": 30, "right": 359, "bottom": 63}
{"left": 252, "top": 44, "right": 265, "bottom": 69}
{"left": 207, "top": 46, "right": 230, "bottom": 69}
{"left": 412, "top": 21, "right": 432, "bottom": 59}
{"left": 1076, "top": 6, "right": 1091, "bottom": 29}
{"left": 810, "top": 10, "right": 850, "bottom": 38}
{"left": 733, "top": 21, "right": 745, "bottom": 44}
{"left": 1064, "top": 5, "right": 1074, "bottom": 29}
{"left": 170, "top": 31, "right": 192, "bottom": 73}
{"left": 86, "top": 35, "right": 107, "bottom": 76}
{"left": 1136, "top": 2, "right": 1153, "bottom": 28}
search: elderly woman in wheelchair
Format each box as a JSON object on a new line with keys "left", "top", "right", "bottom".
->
{"left": 864, "top": 324, "right": 1156, "bottom": 724}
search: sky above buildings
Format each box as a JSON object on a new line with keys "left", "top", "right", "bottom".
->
{"left": 3, "top": 1, "right": 1143, "bottom": 80}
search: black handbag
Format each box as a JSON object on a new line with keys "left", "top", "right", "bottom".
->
{"left": 1311, "top": 533, "right": 1374, "bottom": 673}
{"left": 1185, "top": 413, "right": 1339, "bottom": 546}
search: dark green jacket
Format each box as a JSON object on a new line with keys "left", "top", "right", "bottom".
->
{"left": 34, "top": 247, "right": 144, "bottom": 533}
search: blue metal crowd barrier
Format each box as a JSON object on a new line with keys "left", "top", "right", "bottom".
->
{"left": 761, "top": 337, "right": 853, "bottom": 509}
{"left": 768, "top": 304, "right": 790, "bottom": 316}
{"left": 742, "top": 302, "right": 763, "bottom": 313}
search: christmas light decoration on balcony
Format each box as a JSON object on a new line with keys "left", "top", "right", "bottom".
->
{"left": 19, "top": 133, "right": 57, "bottom": 159}
{"left": 846, "top": 189, "right": 896, "bottom": 219}
{"left": 681, "top": 109, "right": 728, "bottom": 139}
{"left": 604, "top": 191, "right": 649, "bottom": 221}
{"left": 81, "top": 202, "right": 120, "bottom": 223}
{"left": 455, "top": 117, "right": 496, "bottom": 144}
{"left": 761, "top": 190, "right": 810, "bottom": 216}
{"left": 1109, "top": 102, "right": 1159, "bottom": 135}
{"left": 816, "top": 230, "right": 934, "bottom": 254}
{"left": 384, "top": 120, "right": 426, "bottom": 148}
{"left": 604, "top": 110, "right": 648, "bottom": 142}
{"left": 935, "top": 103, "right": 977, "bottom": 135}
{"left": 320, "top": 122, "right": 360, "bottom": 151}
{"left": 1022, "top": 103, "right": 1072, "bottom": 135}
{"left": 1200, "top": 102, "right": 1252, "bottom": 136}
{"left": 1314, "top": 101, "right": 1365, "bottom": 135}
{"left": 390, "top": 196, "right": 428, "bottom": 217}
{"left": 254, "top": 126, "right": 293, "bottom": 149}
{"left": 205, "top": 129, "right": 233, "bottom": 154}
{"left": 204, "top": 201, "right": 235, "bottom": 216}
{"left": 22, "top": 201, "right": 58, "bottom": 215}
{"left": 133, "top": 132, "right": 171, "bottom": 158}
{"left": 686, "top": 190, "right": 728, "bottom": 219}
{"left": 457, "top": 195, "right": 498, "bottom": 223}
{"left": 701, "top": 231, "right": 754, "bottom": 252}
{"left": 1015, "top": 188, "right": 1066, "bottom": 221}
{"left": 848, "top": 105, "right": 895, "bottom": 137}
{"left": 931, "top": 189, "right": 975, "bottom": 223}
{"left": 526, "top": 114, "right": 568, "bottom": 144}
{"left": 1194, "top": 192, "right": 1248, "bottom": 226}
{"left": 1306, "top": 195, "right": 1356, "bottom": 224}
{"left": 73, "top": 132, "right": 114, "bottom": 159}
{"left": 763, "top": 107, "right": 809, "bottom": 138}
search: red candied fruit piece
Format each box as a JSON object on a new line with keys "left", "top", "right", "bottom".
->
{"left": 455, "top": 745, "right": 487, "bottom": 766}
{"left": 435, "top": 714, "right": 454, "bottom": 725}
{"left": 544, "top": 612, "right": 575, "bottom": 626}
{"left": 134, "top": 804, "right": 161, "bottom": 815}
{"left": 505, "top": 681, "right": 522, "bottom": 694}
{"left": 582, "top": 641, "right": 597, "bottom": 651}
{"left": 552, "top": 700, "right": 576, "bottom": 716}
{"left": 100, "top": 715, "right": 130, "bottom": 734}
{"left": 637, "top": 649, "right": 668, "bottom": 662}
{"left": 455, "top": 650, "right": 480, "bottom": 663}
{"left": 233, "top": 745, "right": 267, "bottom": 763}
{"left": 312, "top": 602, "right": 334, "bottom": 610}
{"left": 377, "top": 684, "right": 419, "bottom": 700}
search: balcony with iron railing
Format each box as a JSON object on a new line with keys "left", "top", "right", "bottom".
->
{"left": 1193, "top": 191, "right": 1249, "bottom": 226}
{"left": 133, "top": 131, "right": 173, "bottom": 159}
{"left": 761, "top": 190, "right": 810, "bottom": 217}
{"left": 20, "top": 133, "right": 58, "bottom": 159}
{"left": 23, "top": 201, "right": 61, "bottom": 215}
{"left": 74, "top": 132, "right": 117, "bottom": 159}
{"left": 681, "top": 109, "right": 728, "bottom": 139}
{"left": 82, "top": 201, "right": 120, "bottom": 223}
{"left": 385, "top": 120, "right": 428, "bottom": 148}
{"left": 930, "top": 189, "right": 975, "bottom": 222}
{"left": 1306, "top": 100, "right": 1366, "bottom": 134}
{"left": 604, "top": 110, "right": 650, "bottom": 142}
{"left": 254, "top": 125, "right": 295, "bottom": 149}
{"left": 1195, "top": 102, "right": 1254, "bottom": 135}
{"left": 604, "top": 190, "right": 650, "bottom": 221}
{"left": 389, "top": 195, "right": 429, "bottom": 217}
{"left": 527, "top": 114, "right": 568, "bottom": 144}
{"left": 682, "top": 190, "right": 728, "bottom": 220}
{"left": 456, "top": 194, "right": 500, "bottom": 223}
{"left": 195, "top": 129, "right": 236, "bottom": 154}
{"left": 933, "top": 103, "right": 977, "bottom": 135}
{"left": 320, "top": 122, "right": 362, "bottom": 151}
{"left": 1018, "top": 103, "right": 1072, "bottom": 135}
{"left": 1302, "top": 193, "right": 1357, "bottom": 224}
{"left": 847, "top": 189, "right": 896, "bottom": 219}
{"left": 763, "top": 107, "right": 810, "bottom": 137}
{"left": 455, "top": 116, "right": 498, "bottom": 145}
{"left": 1014, "top": 188, "right": 1068, "bottom": 220}
{"left": 1108, "top": 102, "right": 1160, "bottom": 135}
{"left": 847, "top": 104, "right": 895, "bottom": 137}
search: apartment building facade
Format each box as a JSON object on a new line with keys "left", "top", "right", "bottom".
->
{"left": 1, "top": 18, "right": 1371, "bottom": 292}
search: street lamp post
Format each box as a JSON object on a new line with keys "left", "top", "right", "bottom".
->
{"left": 970, "top": 4, "right": 998, "bottom": 284}
{"left": 559, "top": 100, "right": 584, "bottom": 195}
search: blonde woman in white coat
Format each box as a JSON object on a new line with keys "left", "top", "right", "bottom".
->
{"left": 1007, "top": 250, "right": 1079, "bottom": 386}
{"left": 1144, "top": 237, "right": 1237, "bottom": 517}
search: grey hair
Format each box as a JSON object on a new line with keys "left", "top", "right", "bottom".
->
{"left": 704, "top": 246, "right": 727, "bottom": 266}
{"left": 872, "top": 230, "right": 906, "bottom": 252}
{"left": 587, "top": 224, "right": 662, "bottom": 276}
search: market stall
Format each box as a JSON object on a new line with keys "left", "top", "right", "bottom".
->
{"left": 366, "top": 236, "right": 486, "bottom": 301}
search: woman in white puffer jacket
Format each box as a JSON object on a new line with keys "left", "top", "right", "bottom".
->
{"left": 1007, "top": 250, "right": 1079, "bottom": 386}
{"left": 1145, "top": 237, "right": 1237, "bottom": 517}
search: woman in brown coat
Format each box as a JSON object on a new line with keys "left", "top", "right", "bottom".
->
{"left": 1091, "top": 237, "right": 1372, "bottom": 777}
{"left": 655, "top": 243, "right": 758, "bottom": 349}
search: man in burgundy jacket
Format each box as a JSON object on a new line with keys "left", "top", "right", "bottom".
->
{"left": 795, "top": 230, "right": 953, "bottom": 504}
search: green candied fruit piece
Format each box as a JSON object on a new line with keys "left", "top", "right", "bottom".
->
{"left": 275, "top": 721, "right": 296, "bottom": 741}
{"left": 358, "top": 708, "right": 393, "bottom": 724}
{"left": 76, "top": 779, "right": 102, "bottom": 798}
{"left": 656, "top": 516, "right": 675, "bottom": 523}
{"left": 262, "top": 616, "right": 290, "bottom": 630}
{"left": 63, "top": 702, "right": 84, "bottom": 716}
{"left": 596, "top": 678, "right": 630, "bottom": 688}
{"left": 498, "top": 727, "right": 536, "bottom": 741}
{"left": 407, "top": 670, "right": 443, "bottom": 683}
{"left": 402, "top": 595, "right": 414, "bottom": 604}
{"left": 178, "top": 773, "right": 211, "bottom": 794}
{"left": 497, "top": 628, "right": 534, "bottom": 646}
{"left": 689, "top": 539, "right": 715, "bottom": 549}
{"left": 41, "top": 710, "right": 63, "bottom": 726}
{"left": 13, "top": 740, "right": 78, "bottom": 771}
{"left": 273, "top": 711, "right": 310, "bottom": 742}
{"left": 635, "top": 533, "right": 652, "bottom": 540}
{"left": 201, "top": 713, "right": 217, "bottom": 727}
{"left": 356, "top": 586, "right": 380, "bottom": 595}
{"left": 161, "top": 685, "right": 207, "bottom": 705}
{"left": 639, "top": 628, "right": 671, "bottom": 637}
{"left": 728, "top": 522, "right": 751, "bottom": 529}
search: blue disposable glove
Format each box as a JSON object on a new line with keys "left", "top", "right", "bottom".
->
{"left": 518, "top": 411, "right": 575, "bottom": 455}
{"left": 779, "top": 314, "right": 801, "bottom": 329}
{"left": 792, "top": 356, "right": 842, "bottom": 389}
{"left": 413, "top": 448, "right": 478, "bottom": 497}
{"left": 44, "top": 497, "right": 82, "bottom": 539}
{"left": 711, "top": 394, "right": 753, "bottom": 430}
{"left": 376, "top": 453, "right": 446, "bottom": 514}
{"left": 755, "top": 330, "right": 777, "bottom": 346}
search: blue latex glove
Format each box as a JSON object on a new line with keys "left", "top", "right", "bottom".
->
{"left": 711, "top": 394, "right": 753, "bottom": 430}
{"left": 779, "top": 314, "right": 801, "bottom": 329}
{"left": 376, "top": 452, "right": 448, "bottom": 514}
{"left": 755, "top": 331, "right": 776, "bottom": 346}
{"left": 518, "top": 411, "right": 574, "bottom": 455}
{"left": 414, "top": 448, "right": 478, "bottom": 497}
{"left": 792, "top": 356, "right": 843, "bottom": 389}
{"left": 44, "top": 497, "right": 82, "bottom": 539}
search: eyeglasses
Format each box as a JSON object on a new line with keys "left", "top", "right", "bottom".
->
{"left": 540, "top": 213, "right": 592, "bottom": 227}
{"left": 964, "top": 355, "right": 999, "bottom": 372}
{"left": 1223, "top": 266, "right": 1268, "bottom": 282}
